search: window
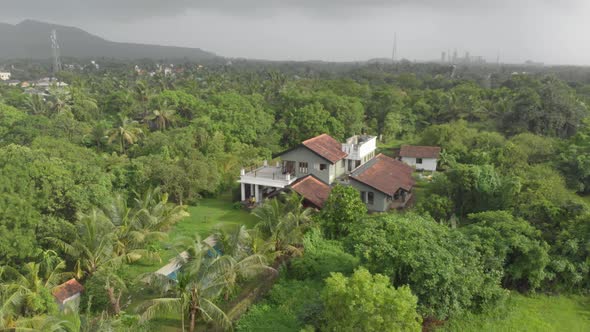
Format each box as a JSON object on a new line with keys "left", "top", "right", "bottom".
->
{"left": 416, "top": 158, "right": 423, "bottom": 164}
{"left": 360, "top": 191, "right": 366, "bottom": 203}
{"left": 368, "top": 192, "right": 374, "bottom": 205}
{"left": 319, "top": 163, "right": 328, "bottom": 171}
{"left": 299, "top": 162, "right": 308, "bottom": 173}
{"left": 341, "top": 159, "right": 345, "bottom": 167}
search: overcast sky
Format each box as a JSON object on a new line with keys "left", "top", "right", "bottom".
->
{"left": 1, "top": 0, "right": 589, "bottom": 65}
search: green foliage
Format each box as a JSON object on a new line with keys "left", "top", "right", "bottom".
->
{"left": 236, "top": 304, "right": 300, "bottom": 332}
{"left": 424, "top": 164, "right": 520, "bottom": 218}
{"left": 462, "top": 211, "right": 550, "bottom": 291}
{"left": 322, "top": 267, "right": 422, "bottom": 332}
{"left": 318, "top": 184, "right": 367, "bottom": 238}
{"left": 347, "top": 213, "right": 506, "bottom": 319}
{"left": 237, "top": 278, "right": 323, "bottom": 332}
{"left": 289, "top": 228, "right": 359, "bottom": 280}
{"left": 550, "top": 212, "right": 590, "bottom": 291}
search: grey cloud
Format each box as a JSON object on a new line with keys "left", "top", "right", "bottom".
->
{"left": 0, "top": 0, "right": 564, "bottom": 21}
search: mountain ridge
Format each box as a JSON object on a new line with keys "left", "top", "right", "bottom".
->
{"left": 0, "top": 20, "right": 219, "bottom": 61}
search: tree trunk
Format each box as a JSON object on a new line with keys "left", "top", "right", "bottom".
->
{"left": 189, "top": 307, "right": 197, "bottom": 332}
{"left": 107, "top": 286, "right": 121, "bottom": 315}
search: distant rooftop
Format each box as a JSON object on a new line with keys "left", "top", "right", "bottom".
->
{"left": 399, "top": 145, "right": 441, "bottom": 159}
{"left": 52, "top": 279, "right": 84, "bottom": 303}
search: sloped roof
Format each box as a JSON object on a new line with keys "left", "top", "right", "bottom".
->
{"left": 290, "top": 175, "right": 332, "bottom": 209}
{"left": 302, "top": 134, "right": 348, "bottom": 164}
{"left": 350, "top": 154, "right": 414, "bottom": 196}
{"left": 399, "top": 145, "right": 441, "bottom": 159}
{"left": 52, "top": 279, "right": 84, "bottom": 303}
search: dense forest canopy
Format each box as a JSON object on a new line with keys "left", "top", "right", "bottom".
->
{"left": 0, "top": 59, "right": 589, "bottom": 331}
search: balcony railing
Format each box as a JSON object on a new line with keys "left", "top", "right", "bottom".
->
{"left": 240, "top": 161, "right": 297, "bottom": 187}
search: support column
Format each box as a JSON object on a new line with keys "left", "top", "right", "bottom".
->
{"left": 254, "top": 185, "right": 260, "bottom": 204}
{"left": 240, "top": 183, "right": 246, "bottom": 202}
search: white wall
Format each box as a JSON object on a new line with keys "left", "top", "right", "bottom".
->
{"left": 401, "top": 157, "right": 437, "bottom": 171}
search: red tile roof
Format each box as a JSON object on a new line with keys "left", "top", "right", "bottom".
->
{"left": 302, "top": 134, "right": 348, "bottom": 164}
{"left": 399, "top": 145, "right": 441, "bottom": 159}
{"left": 52, "top": 279, "right": 84, "bottom": 303}
{"left": 290, "top": 175, "right": 332, "bottom": 209}
{"left": 350, "top": 154, "right": 414, "bottom": 196}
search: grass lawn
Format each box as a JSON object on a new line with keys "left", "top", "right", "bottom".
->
{"left": 438, "top": 293, "right": 590, "bottom": 332}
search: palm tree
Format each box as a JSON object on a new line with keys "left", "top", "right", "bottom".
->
{"left": 213, "top": 226, "right": 274, "bottom": 300}
{"left": 107, "top": 189, "right": 187, "bottom": 258}
{"left": 0, "top": 254, "right": 71, "bottom": 327}
{"left": 133, "top": 81, "right": 150, "bottom": 117}
{"left": 252, "top": 193, "right": 313, "bottom": 259}
{"left": 146, "top": 107, "right": 177, "bottom": 131}
{"left": 46, "top": 88, "right": 73, "bottom": 117}
{"left": 24, "top": 94, "right": 48, "bottom": 115}
{"left": 50, "top": 209, "right": 117, "bottom": 278}
{"left": 9, "top": 312, "right": 80, "bottom": 332}
{"left": 139, "top": 235, "right": 231, "bottom": 332}
{"left": 107, "top": 115, "right": 143, "bottom": 154}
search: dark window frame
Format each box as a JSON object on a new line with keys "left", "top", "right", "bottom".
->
{"left": 299, "top": 162, "right": 309, "bottom": 173}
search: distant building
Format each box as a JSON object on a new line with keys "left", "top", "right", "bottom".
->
{"left": 0, "top": 72, "right": 11, "bottom": 81}
{"left": 399, "top": 145, "right": 441, "bottom": 172}
{"left": 6, "top": 80, "right": 21, "bottom": 86}
{"left": 52, "top": 279, "right": 84, "bottom": 310}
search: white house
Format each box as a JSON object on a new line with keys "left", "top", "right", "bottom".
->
{"left": 399, "top": 145, "right": 441, "bottom": 171}
{"left": 0, "top": 72, "right": 11, "bottom": 81}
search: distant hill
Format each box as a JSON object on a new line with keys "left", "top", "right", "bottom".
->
{"left": 0, "top": 20, "right": 219, "bottom": 61}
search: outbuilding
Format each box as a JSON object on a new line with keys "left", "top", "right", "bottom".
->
{"left": 399, "top": 145, "right": 441, "bottom": 171}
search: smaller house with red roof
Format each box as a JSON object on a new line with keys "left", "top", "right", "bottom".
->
{"left": 290, "top": 175, "right": 332, "bottom": 209}
{"left": 399, "top": 145, "right": 441, "bottom": 171}
{"left": 349, "top": 154, "right": 415, "bottom": 212}
{"left": 52, "top": 278, "right": 84, "bottom": 310}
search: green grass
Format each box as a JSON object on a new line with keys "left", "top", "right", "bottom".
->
{"left": 438, "top": 293, "right": 590, "bottom": 332}
{"left": 173, "top": 197, "right": 259, "bottom": 241}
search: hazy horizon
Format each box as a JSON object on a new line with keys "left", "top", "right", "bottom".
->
{"left": 1, "top": 0, "right": 589, "bottom": 65}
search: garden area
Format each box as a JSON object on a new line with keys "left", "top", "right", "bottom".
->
{"left": 125, "top": 194, "right": 259, "bottom": 278}
{"left": 120, "top": 195, "right": 260, "bottom": 330}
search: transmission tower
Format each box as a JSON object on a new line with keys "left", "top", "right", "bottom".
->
{"left": 50, "top": 29, "right": 62, "bottom": 75}
{"left": 392, "top": 32, "right": 397, "bottom": 63}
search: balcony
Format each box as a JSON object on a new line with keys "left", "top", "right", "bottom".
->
{"left": 239, "top": 162, "right": 297, "bottom": 188}
{"left": 342, "top": 135, "right": 377, "bottom": 161}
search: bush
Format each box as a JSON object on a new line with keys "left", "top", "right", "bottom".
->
{"left": 236, "top": 304, "right": 299, "bottom": 332}
{"left": 289, "top": 229, "right": 358, "bottom": 280}
{"left": 236, "top": 278, "right": 324, "bottom": 331}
